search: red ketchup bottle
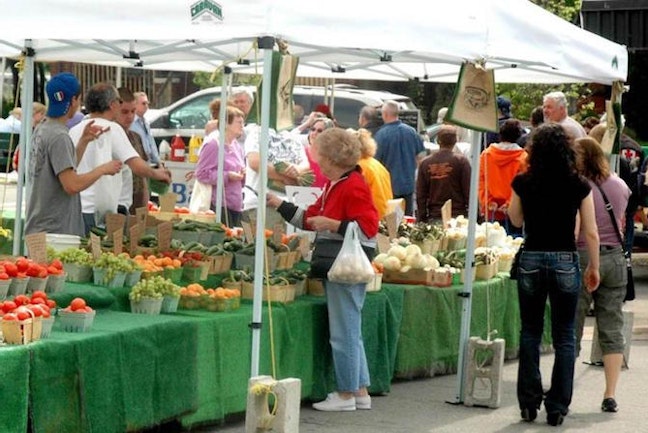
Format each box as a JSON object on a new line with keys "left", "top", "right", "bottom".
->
{"left": 170, "top": 135, "right": 186, "bottom": 162}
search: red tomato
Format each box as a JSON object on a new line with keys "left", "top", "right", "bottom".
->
{"left": 2, "top": 313, "right": 17, "bottom": 321}
{"left": 31, "top": 291, "right": 48, "bottom": 301}
{"left": 15, "top": 258, "right": 30, "bottom": 273}
{"left": 50, "top": 259, "right": 63, "bottom": 270}
{"left": 26, "top": 304, "right": 43, "bottom": 317}
{"left": 13, "top": 295, "right": 30, "bottom": 306}
{"left": 3, "top": 300, "right": 17, "bottom": 313}
{"left": 46, "top": 299, "right": 57, "bottom": 308}
{"left": 30, "top": 297, "right": 46, "bottom": 305}
{"left": 83, "top": 306, "right": 94, "bottom": 313}
{"left": 15, "top": 308, "right": 31, "bottom": 321}
{"left": 70, "top": 298, "right": 87, "bottom": 311}
{"left": 37, "top": 268, "right": 48, "bottom": 278}
{"left": 46, "top": 266, "right": 59, "bottom": 275}
{"left": 4, "top": 263, "right": 18, "bottom": 277}
{"left": 0, "top": 272, "right": 9, "bottom": 280}
{"left": 41, "top": 309, "right": 51, "bottom": 318}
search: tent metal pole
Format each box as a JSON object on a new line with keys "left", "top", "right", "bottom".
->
{"left": 450, "top": 130, "right": 482, "bottom": 403}
{"left": 14, "top": 40, "right": 34, "bottom": 256}
{"left": 250, "top": 36, "right": 275, "bottom": 377}
{"left": 214, "top": 67, "right": 231, "bottom": 222}
{"left": 0, "top": 57, "right": 5, "bottom": 117}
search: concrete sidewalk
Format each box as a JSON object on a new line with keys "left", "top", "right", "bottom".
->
{"left": 188, "top": 267, "right": 648, "bottom": 433}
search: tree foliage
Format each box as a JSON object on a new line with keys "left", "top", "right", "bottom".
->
{"left": 193, "top": 70, "right": 261, "bottom": 90}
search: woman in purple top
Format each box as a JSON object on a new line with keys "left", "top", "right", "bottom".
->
{"left": 195, "top": 106, "right": 246, "bottom": 227}
{"left": 573, "top": 136, "right": 630, "bottom": 414}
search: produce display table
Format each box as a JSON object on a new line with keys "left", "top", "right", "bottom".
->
{"left": 393, "top": 273, "right": 552, "bottom": 379}
{"left": 0, "top": 272, "right": 551, "bottom": 432}
{"left": 46, "top": 281, "right": 404, "bottom": 430}
{"left": 1, "top": 310, "right": 199, "bottom": 433}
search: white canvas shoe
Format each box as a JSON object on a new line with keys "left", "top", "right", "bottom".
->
{"left": 355, "top": 395, "right": 372, "bottom": 410}
{"left": 312, "top": 393, "right": 356, "bottom": 412}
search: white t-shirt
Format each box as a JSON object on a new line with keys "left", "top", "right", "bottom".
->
{"left": 242, "top": 124, "right": 308, "bottom": 211}
{"left": 69, "top": 118, "right": 139, "bottom": 218}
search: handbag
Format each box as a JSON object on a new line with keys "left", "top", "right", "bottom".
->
{"left": 327, "top": 222, "right": 375, "bottom": 285}
{"left": 595, "top": 184, "right": 635, "bottom": 301}
{"left": 188, "top": 180, "right": 213, "bottom": 214}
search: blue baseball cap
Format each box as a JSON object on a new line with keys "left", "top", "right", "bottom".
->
{"left": 46, "top": 72, "right": 80, "bottom": 118}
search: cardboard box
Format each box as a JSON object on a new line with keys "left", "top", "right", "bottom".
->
{"left": 382, "top": 268, "right": 434, "bottom": 286}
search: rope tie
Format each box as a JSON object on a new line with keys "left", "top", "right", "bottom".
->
{"left": 250, "top": 381, "right": 278, "bottom": 430}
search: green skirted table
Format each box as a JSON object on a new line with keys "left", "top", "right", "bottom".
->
{"left": 46, "top": 280, "right": 404, "bottom": 430}
{"left": 0, "top": 271, "right": 549, "bottom": 432}
{"left": 1, "top": 310, "right": 199, "bottom": 433}
{"left": 392, "top": 273, "right": 552, "bottom": 379}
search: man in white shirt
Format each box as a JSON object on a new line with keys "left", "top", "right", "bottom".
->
{"left": 542, "top": 91, "right": 587, "bottom": 139}
{"left": 69, "top": 83, "right": 170, "bottom": 233}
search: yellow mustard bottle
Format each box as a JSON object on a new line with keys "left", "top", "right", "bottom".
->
{"left": 188, "top": 135, "right": 202, "bottom": 163}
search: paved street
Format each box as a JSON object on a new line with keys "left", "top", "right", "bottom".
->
{"left": 4, "top": 181, "right": 647, "bottom": 432}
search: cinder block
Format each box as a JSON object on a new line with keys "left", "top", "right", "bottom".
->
{"left": 463, "top": 337, "right": 505, "bottom": 409}
{"left": 245, "top": 375, "right": 301, "bottom": 433}
{"left": 590, "top": 309, "right": 633, "bottom": 368}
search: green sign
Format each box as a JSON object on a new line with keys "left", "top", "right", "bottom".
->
{"left": 191, "top": 0, "right": 223, "bottom": 22}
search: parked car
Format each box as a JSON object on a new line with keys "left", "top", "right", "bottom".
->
{"left": 145, "top": 84, "right": 423, "bottom": 145}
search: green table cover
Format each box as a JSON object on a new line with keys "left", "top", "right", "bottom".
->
{"left": 28, "top": 311, "right": 198, "bottom": 433}
{"left": 393, "top": 273, "right": 552, "bottom": 379}
{"left": 0, "top": 269, "right": 548, "bottom": 432}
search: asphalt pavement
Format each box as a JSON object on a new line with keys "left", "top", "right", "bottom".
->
{"left": 178, "top": 265, "right": 648, "bottom": 433}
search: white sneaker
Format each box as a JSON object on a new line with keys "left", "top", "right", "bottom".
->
{"left": 312, "top": 393, "right": 356, "bottom": 412}
{"left": 355, "top": 395, "right": 372, "bottom": 410}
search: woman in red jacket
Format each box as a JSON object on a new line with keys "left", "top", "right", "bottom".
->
{"left": 268, "top": 128, "right": 378, "bottom": 412}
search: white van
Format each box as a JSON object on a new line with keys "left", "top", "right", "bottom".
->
{"left": 145, "top": 84, "right": 422, "bottom": 144}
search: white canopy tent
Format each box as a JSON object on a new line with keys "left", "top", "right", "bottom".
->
{"left": 0, "top": 0, "right": 628, "bottom": 404}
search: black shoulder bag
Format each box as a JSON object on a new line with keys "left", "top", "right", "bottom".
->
{"left": 595, "top": 184, "right": 635, "bottom": 301}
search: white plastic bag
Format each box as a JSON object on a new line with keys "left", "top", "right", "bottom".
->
{"left": 327, "top": 222, "right": 375, "bottom": 284}
{"left": 188, "top": 180, "right": 213, "bottom": 214}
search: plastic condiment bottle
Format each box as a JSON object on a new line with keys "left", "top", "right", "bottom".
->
{"left": 188, "top": 135, "right": 202, "bottom": 163}
{"left": 158, "top": 139, "right": 171, "bottom": 161}
{"left": 170, "top": 135, "right": 186, "bottom": 162}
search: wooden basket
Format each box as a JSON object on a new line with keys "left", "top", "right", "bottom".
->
{"left": 475, "top": 261, "right": 499, "bottom": 280}
{"left": 207, "top": 253, "right": 233, "bottom": 275}
{"left": 307, "top": 278, "right": 325, "bottom": 296}
{"left": 2, "top": 315, "right": 42, "bottom": 344}
{"left": 241, "top": 281, "right": 295, "bottom": 303}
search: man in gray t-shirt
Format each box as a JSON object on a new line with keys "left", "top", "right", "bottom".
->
{"left": 25, "top": 72, "right": 122, "bottom": 236}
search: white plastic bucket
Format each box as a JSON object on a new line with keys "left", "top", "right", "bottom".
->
{"left": 46, "top": 234, "right": 81, "bottom": 253}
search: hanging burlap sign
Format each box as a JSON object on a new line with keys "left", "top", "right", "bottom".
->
{"left": 247, "top": 51, "right": 299, "bottom": 131}
{"left": 446, "top": 62, "right": 498, "bottom": 132}
{"left": 600, "top": 81, "right": 625, "bottom": 155}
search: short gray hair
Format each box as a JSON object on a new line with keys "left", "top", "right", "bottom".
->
{"left": 85, "top": 82, "right": 120, "bottom": 113}
{"left": 382, "top": 100, "right": 399, "bottom": 116}
{"left": 230, "top": 87, "right": 254, "bottom": 104}
{"left": 543, "top": 91, "right": 567, "bottom": 108}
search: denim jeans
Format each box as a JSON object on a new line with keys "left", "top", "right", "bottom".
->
{"left": 516, "top": 251, "right": 581, "bottom": 415}
{"left": 324, "top": 280, "right": 370, "bottom": 392}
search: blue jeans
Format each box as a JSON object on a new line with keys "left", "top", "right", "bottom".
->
{"left": 516, "top": 251, "right": 581, "bottom": 415}
{"left": 324, "top": 280, "right": 370, "bottom": 392}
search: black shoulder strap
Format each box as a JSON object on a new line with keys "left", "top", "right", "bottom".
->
{"left": 594, "top": 183, "right": 625, "bottom": 251}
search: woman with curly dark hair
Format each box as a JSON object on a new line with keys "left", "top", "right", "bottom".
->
{"left": 573, "top": 136, "right": 630, "bottom": 414}
{"left": 507, "top": 123, "right": 600, "bottom": 426}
